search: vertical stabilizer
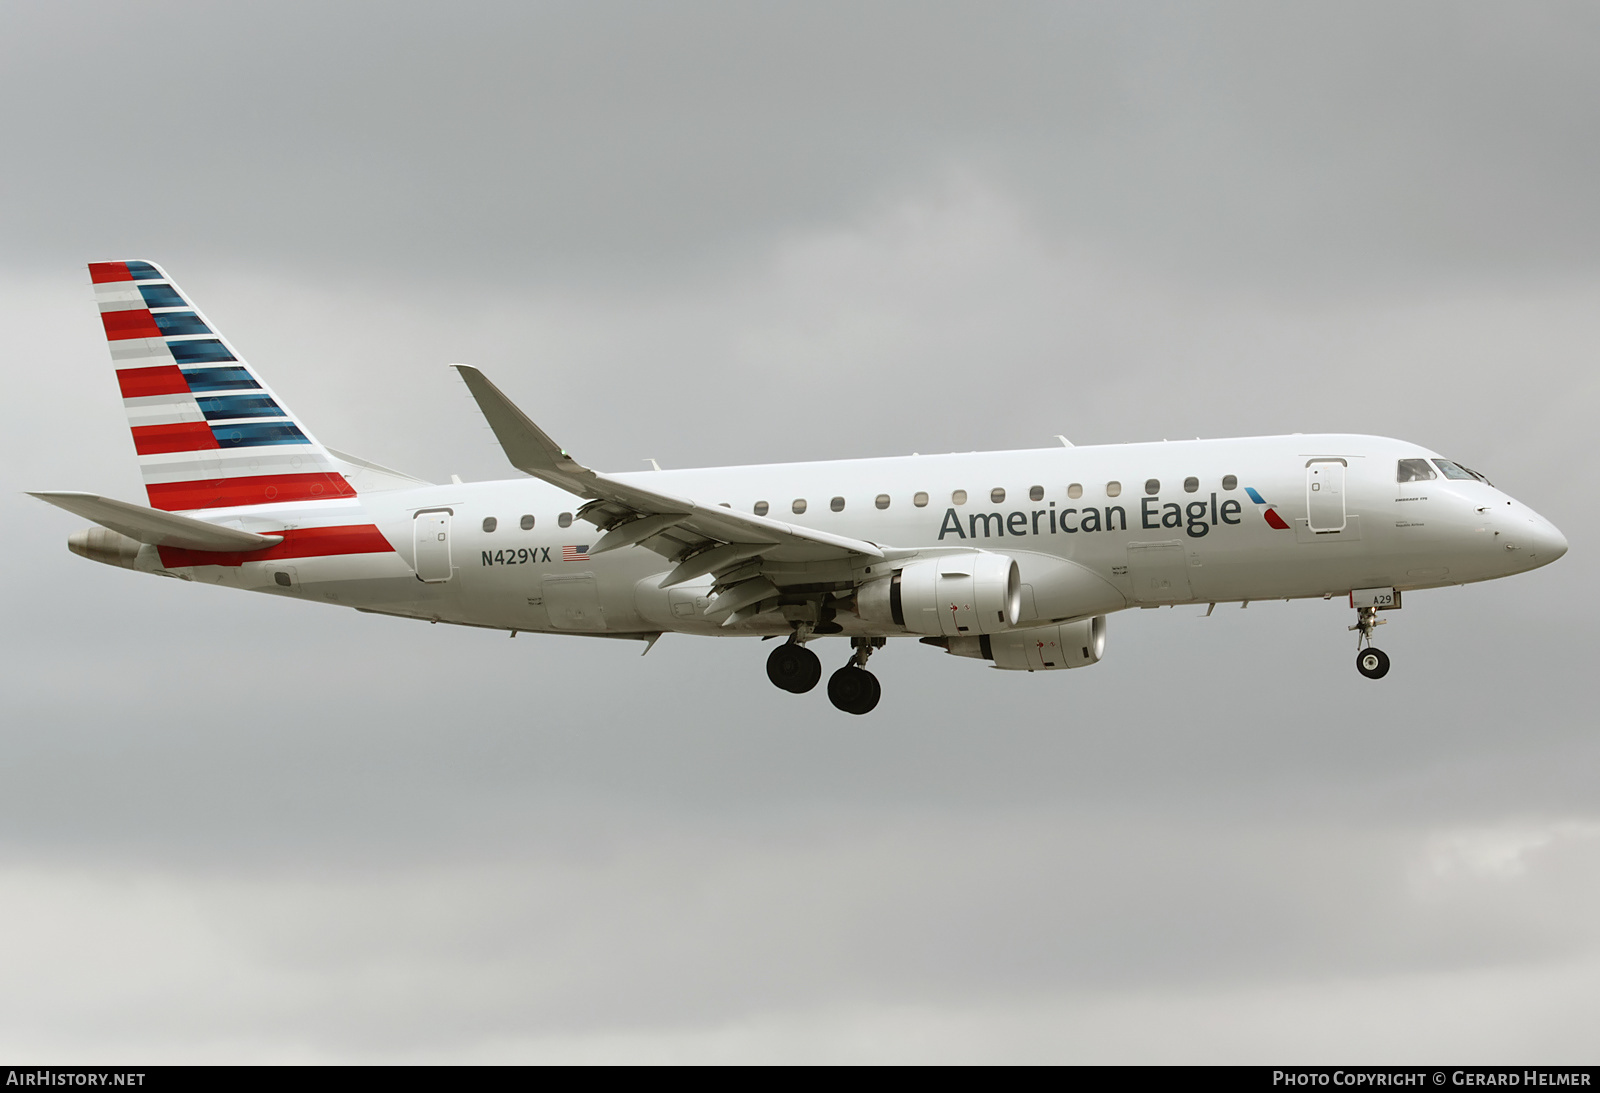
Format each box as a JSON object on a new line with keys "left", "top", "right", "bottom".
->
{"left": 90, "top": 260, "right": 355, "bottom": 513}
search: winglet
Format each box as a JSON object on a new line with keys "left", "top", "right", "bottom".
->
{"left": 453, "top": 364, "right": 593, "bottom": 492}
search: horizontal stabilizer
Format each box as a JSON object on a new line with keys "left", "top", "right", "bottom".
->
{"left": 28, "top": 491, "right": 283, "bottom": 551}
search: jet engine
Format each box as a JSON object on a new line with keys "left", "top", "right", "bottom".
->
{"left": 930, "top": 616, "right": 1107, "bottom": 671}
{"left": 856, "top": 551, "right": 1021, "bottom": 636}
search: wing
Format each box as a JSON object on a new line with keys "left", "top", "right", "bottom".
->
{"left": 455, "top": 365, "right": 896, "bottom": 622}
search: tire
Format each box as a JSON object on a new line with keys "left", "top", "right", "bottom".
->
{"left": 859, "top": 670, "right": 881, "bottom": 713}
{"left": 827, "top": 665, "right": 881, "bottom": 714}
{"left": 767, "top": 643, "right": 822, "bottom": 693}
{"left": 1356, "top": 647, "right": 1391, "bottom": 680}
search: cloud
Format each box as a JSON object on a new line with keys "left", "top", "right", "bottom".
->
{"left": 2, "top": 813, "right": 1598, "bottom": 1061}
{"left": 4, "top": 3, "right": 1600, "bottom": 288}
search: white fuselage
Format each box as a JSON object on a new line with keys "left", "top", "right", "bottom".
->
{"left": 150, "top": 433, "right": 1567, "bottom": 639}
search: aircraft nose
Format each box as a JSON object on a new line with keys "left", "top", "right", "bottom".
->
{"left": 1531, "top": 518, "right": 1569, "bottom": 563}
{"left": 1494, "top": 500, "right": 1567, "bottom": 570}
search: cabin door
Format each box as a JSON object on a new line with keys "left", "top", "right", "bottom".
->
{"left": 1306, "top": 462, "right": 1347, "bottom": 532}
{"left": 413, "top": 510, "right": 453, "bottom": 582}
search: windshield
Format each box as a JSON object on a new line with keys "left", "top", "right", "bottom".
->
{"left": 1434, "top": 459, "right": 1491, "bottom": 484}
{"left": 1397, "top": 458, "right": 1436, "bottom": 483}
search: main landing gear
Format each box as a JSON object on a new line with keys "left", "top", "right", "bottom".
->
{"left": 766, "top": 633, "right": 884, "bottom": 714}
{"left": 1350, "top": 604, "right": 1391, "bottom": 680}
{"left": 827, "top": 638, "right": 884, "bottom": 716}
{"left": 766, "top": 638, "right": 822, "bottom": 694}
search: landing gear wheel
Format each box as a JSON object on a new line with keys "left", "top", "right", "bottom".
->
{"left": 827, "top": 666, "right": 881, "bottom": 715}
{"left": 1356, "top": 647, "right": 1390, "bottom": 680}
{"left": 767, "top": 643, "right": 822, "bottom": 693}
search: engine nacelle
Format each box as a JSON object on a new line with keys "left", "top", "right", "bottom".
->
{"left": 939, "top": 616, "right": 1107, "bottom": 671}
{"left": 857, "top": 551, "right": 1021, "bottom": 636}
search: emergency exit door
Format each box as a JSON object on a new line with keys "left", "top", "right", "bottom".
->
{"left": 1306, "top": 462, "right": 1346, "bottom": 532}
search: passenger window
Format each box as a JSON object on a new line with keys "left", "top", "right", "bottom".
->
{"left": 1067, "top": 483, "right": 1083, "bottom": 500}
{"left": 1433, "top": 459, "right": 1475, "bottom": 481}
{"left": 1397, "top": 459, "right": 1437, "bottom": 483}
{"left": 875, "top": 494, "right": 890, "bottom": 510}
{"left": 991, "top": 488, "right": 1006, "bottom": 503}
{"left": 1106, "top": 481, "right": 1122, "bottom": 498}
{"left": 913, "top": 492, "right": 929, "bottom": 507}
{"left": 482, "top": 517, "right": 497, "bottom": 533}
{"left": 1183, "top": 477, "right": 1199, "bottom": 493}
{"left": 1222, "top": 475, "right": 1237, "bottom": 491}
{"left": 830, "top": 496, "right": 845, "bottom": 512}
{"left": 792, "top": 499, "right": 807, "bottom": 514}
{"left": 952, "top": 489, "right": 968, "bottom": 505}
{"left": 1144, "top": 479, "right": 1160, "bottom": 496}
{"left": 520, "top": 514, "right": 535, "bottom": 531}
{"left": 1029, "top": 485, "right": 1044, "bottom": 502}
{"left": 558, "top": 512, "right": 573, "bottom": 528}
{"left": 754, "top": 501, "right": 769, "bottom": 516}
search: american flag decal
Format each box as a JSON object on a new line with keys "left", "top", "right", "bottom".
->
{"left": 562, "top": 545, "right": 591, "bottom": 561}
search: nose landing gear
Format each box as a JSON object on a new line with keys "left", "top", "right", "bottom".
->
{"left": 1350, "top": 604, "right": 1391, "bottom": 680}
{"left": 1356, "top": 647, "right": 1391, "bottom": 679}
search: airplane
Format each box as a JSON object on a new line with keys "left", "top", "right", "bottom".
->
{"left": 32, "top": 260, "right": 1569, "bottom": 714}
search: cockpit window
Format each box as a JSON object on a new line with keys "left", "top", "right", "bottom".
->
{"left": 1397, "top": 458, "right": 1436, "bottom": 483}
{"left": 1433, "top": 459, "right": 1476, "bottom": 481}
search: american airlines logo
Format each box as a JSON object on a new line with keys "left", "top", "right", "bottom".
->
{"left": 1244, "top": 487, "right": 1292, "bottom": 530}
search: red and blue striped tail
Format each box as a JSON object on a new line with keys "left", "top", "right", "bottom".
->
{"left": 90, "top": 260, "right": 356, "bottom": 513}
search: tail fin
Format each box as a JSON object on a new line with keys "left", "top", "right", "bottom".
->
{"left": 89, "top": 260, "right": 356, "bottom": 513}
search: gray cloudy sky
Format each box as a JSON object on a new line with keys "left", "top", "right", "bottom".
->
{"left": 2, "top": 1, "right": 1597, "bottom": 1062}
